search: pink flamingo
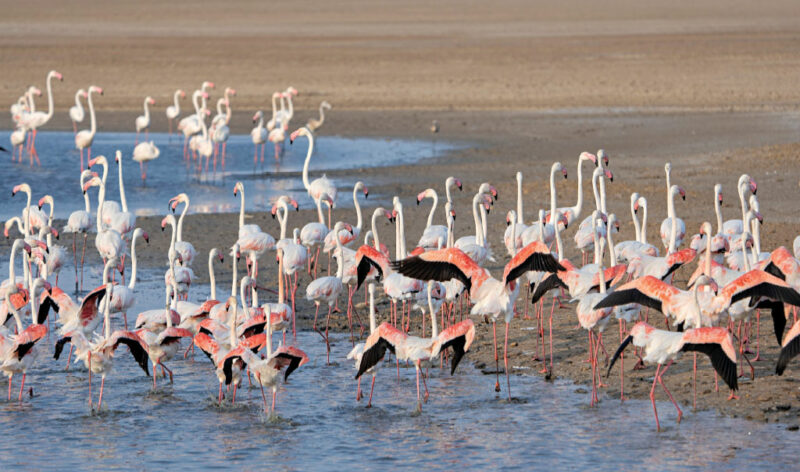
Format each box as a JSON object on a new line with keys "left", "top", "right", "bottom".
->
{"left": 75, "top": 86, "right": 102, "bottom": 171}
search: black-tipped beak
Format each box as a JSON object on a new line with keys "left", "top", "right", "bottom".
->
{"left": 682, "top": 195, "right": 686, "bottom": 201}
{"left": 365, "top": 192, "right": 369, "bottom": 199}
{"left": 289, "top": 138, "right": 294, "bottom": 145}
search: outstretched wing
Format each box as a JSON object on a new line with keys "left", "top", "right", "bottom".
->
{"left": 723, "top": 270, "right": 800, "bottom": 306}
{"left": 436, "top": 320, "right": 476, "bottom": 375}
{"left": 110, "top": 330, "right": 150, "bottom": 376}
{"left": 273, "top": 346, "right": 310, "bottom": 381}
{"left": 391, "top": 249, "right": 474, "bottom": 293}
{"left": 356, "top": 246, "right": 387, "bottom": 290}
{"left": 503, "top": 241, "right": 565, "bottom": 284}
{"left": 661, "top": 249, "right": 696, "bottom": 280}
{"left": 777, "top": 320, "right": 800, "bottom": 375}
{"left": 593, "top": 276, "right": 677, "bottom": 313}
{"left": 606, "top": 334, "right": 634, "bottom": 378}
{"left": 530, "top": 274, "right": 567, "bottom": 305}
{"left": 681, "top": 342, "right": 738, "bottom": 391}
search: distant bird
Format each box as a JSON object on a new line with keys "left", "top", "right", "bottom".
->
{"left": 306, "top": 101, "right": 332, "bottom": 132}
{"left": 69, "top": 89, "right": 88, "bottom": 135}
{"left": 135, "top": 96, "right": 155, "bottom": 144}
{"left": 166, "top": 89, "right": 186, "bottom": 138}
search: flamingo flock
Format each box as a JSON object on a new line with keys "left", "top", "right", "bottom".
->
{"left": 5, "top": 79, "right": 800, "bottom": 431}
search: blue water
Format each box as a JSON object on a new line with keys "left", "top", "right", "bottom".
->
{"left": 0, "top": 260, "right": 797, "bottom": 470}
{"left": 0, "top": 130, "right": 455, "bottom": 219}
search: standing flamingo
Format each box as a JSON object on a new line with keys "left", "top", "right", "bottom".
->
{"left": 134, "top": 96, "right": 155, "bottom": 144}
{"left": 69, "top": 89, "right": 88, "bottom": 135}
{"left": 307, "top": 101, "right": 332, "bottom": 132}
{"left": 1, "top": 283, "right": 49, "bottom": 402}
{"left": 63, "top": 170, "right": 97, "bottom": 291}
{"left": 232, "top": 181, "right": 275, "bottom": 278}
{"left": 22, "top": 70, "right": 62, "bottom": 166}
{"left": 166, "top": 89, "right": 185, "bottom": 139}
{"left": 660, "top": 163, "right": 686, "bottom": 249}
{"left": 251, "top": 111, "right": 267, "bottom": 165}
{"left": 102, "top": 228, "right": 148, "bottom": 329}
{"left": 75, "top": 85, "right": 102, "bottom": 171}
{"left": 291, "top": 127, "right": 338, "bottom": 215}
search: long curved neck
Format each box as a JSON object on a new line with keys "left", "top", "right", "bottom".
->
{"left": 398, "top": 205, "right": 407, "bottom": 258}
{"left": 270, "top": 94, "right": 278, "bottom": 119}
{"left": 752, "top": 218, "right": 761, "bottom": 260}
{"left": 714, "top": 190, "right": 723, "bottom": 235}
{"left": 471, "top": 194, "right": 481, "bottom": 241}
{"left": 230, "top": 254, "right": 238, "bottom": 297}
{"left": 168, "top": 220, "right": 177, "bottom": 253}
{"left": 738, "top": 183, "right": 748, "bottom": 225}
{"left": 315, "top": 198, "right": 325, "bottom": 224}
{"left": 277, "top": 251, "right": 285, "bottom": 304}
{"left": 665, "top": 168, "right": 671, "bottom": 208}
{"left": 45, "top": 74, "right": 55, "bottom": 120}
{"left": 598, "top": 175, "right": 608, "bottom": 214}
{"left": 509, "top": 216, "right": 517, "bottom": 255}
{"left": 45, "top": 202, "right": 55, "bottom": 246}
{"left": 516, "top": 177, "right": 523, "bottom": 223}
{"left": 592, "top": 218, "right": 600, "bottom": 264}
{"left": 128, "top": 236, "right": 139, "bottom": 290}
{"left": 192, "top": 92, "right": 201, "bottom": 114}
{"left": 606, "top": 223, "right": 617, "bottom": 264}
{"left": 640, "top": 202, "right": 649, "bottom": 244}
{"left": 426, "top": 193, "right": 438, "bottom": 228}
{"left": 173, "top": 91, "right": 181, "bottom": 112}
{"left": 549, "top": 169, "right": 558, "bottom": 217}
{"left": 8, "top": 244, "right": 19, "bottom": 285}
{"left": 371, "top": 210, "right": 382, "bottom": 250}
{"left": 143, "top": 98, "right": 150, "bottom": 121}
{"left": 668, "top": 192, "right": 678, "bottom": 254}
{"left": 479, "top": 204, "right": 488, "bottom": 247}
{"left": 209, "top": 255, "right": 217, "bottom": 300}
{"left": 428, "top": 282, "right": 438, "bottom": 338}
{"left": 334, "top": 228, "right": 345, "bottom": 278}
{"left": 667, "top": 188, "right": 676, "bottom": 220}
{"left": 88, "top": 91, "right": 97, "bottom": 136}
{"left": 572, "top": 159, "right": 584, "bottom": 218}
{"left": 277, "top": 205, "right": 288, "bottom": 240}
{"left": 631, "top": 200, "right": 642, "bottom": 242}
{"left": 285, "top": 94, "right": 294, "bottom": 118}
{"left": 354, "top": 188, "right": 364, "bottom": 230}
{"left": 83, "top": 183, "right": 91, "bottom": 212}
{"left": 704, "top": 231, "right": 712, "bottom": 276}
{"left": 224, "top": 101, "right": 232, "bottom": 124}
{"left": 301, "top": 135, "right": 314, "bottom": 192}
{"left": 368, "top": 287, "right": 376, "bottom": 332}
{"left": 74, "top": 91, "right": 83, "bottom": 108}
{"left": 118, "top": 160, "right": 128, "bottom": 212}
{"left": 177, "top": 201, "right": 189, "bottom": 241}
{"left": 591, "top": 173, "right": 601, "bottom": 212}
{"left": 238, "top": 189, "right": 246, "bottom": 228}
{"left": 742, "top": 233, "right": 751, "bottom": 272}
{"left": 23, "top": 190, "right": 32, "bottom": 234}
{"left": 554, "top": 219, "right": 564, "bottom": 261}
{"left": 96, "top": 182, "right": 106, "bottom": 232}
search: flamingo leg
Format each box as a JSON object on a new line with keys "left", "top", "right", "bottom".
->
{"left": 260, "top": 383, "right": 267, "bottom": 412}
{"left": 325, "top": 305, "right": 332, "bottom": 364}
{"left": 650, "top": 363, "right": 662, "bottom": 431}
{"left": 415, "top": 365, "right": 422, "bottom": 412}
{"left": 504, "top": 321, "right": 512, "bottom": 400}
{"left": 492, "top": 322, "right": 500, "bottom": 392}
{"left": 8, "top": 376, "right": 11, "bottom": 401}
{"left": 421, "top": 367, "right": 429, "bottom": 402}
{"left": 18, "top": 373, "right": 26, "bottom": 403}
{"left": 271, "top": 387, "right": 277, "bottom": 413}
{"left": 657, "top": 360, "right": 682, "bottom": 424}
{"left": 367, "top": 374, "right": 376, "bottom": 408}
{"left": 219, "top": 382, "right": 223, "bottom": 404}
{"left": 88, "top": 352, "right": 93, "bottom": 409}
{"left": 97, "top": 376, "right": 105, "bottom": 409}
{"left": 81, "top": 234, "right": 87, "bottom": 291}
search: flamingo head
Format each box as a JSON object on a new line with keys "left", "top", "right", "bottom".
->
{"left": 580, "top": 151, "right": 598, "bottom": 166}
{"left": 161, "top": 214, "right": 176, "bottom": 231}
{"left": 141, "top": 231, "right": 150, "bottom": 244}
{"left": 233, "top": 181, "right": 244, "bottom": 196}
{"left": 50, "top": 227, "right": 59, "bottom": 240}
{"left": 677, "top": 186, "right": 686, "bottom": 201}
{"left": 226, "top": 87, "right": 237, "bottom": 96}
{"left": 37, "top": 195, "right": 50, "bottom": 210}
{"left": 272, "top": 91, "right": 282, "bottom": 99}
{"left": 559, "top": 212, "right": 569, "bottom": 229}
{"left": 698, "top": 221, "right": 713, "bottom": 236}
{"left": 604, "top": 169, "right": 614, "bottom": 182}
{"left": 32, "top": 87, "right": 42, "bottom": 96}
{"left": 11, "top": 183, "right": 30, "bottom": 197}
{"left": 417, "top": 188, "right": 434, "bottom": 204}
{"left": 289, "top": 127, "right": 310, "bottom": 144}
{"left": 506, "top": 210, "right": 515, "bottom": 226}
{"left": 148, "top": 97, "right": 155, "bottom": 105}
{"left": 380, "top": 209, "right": 394, "bottom": 223}
{"left": 201, "top": 91, "right": 209, "bottom": 99}
{"left": 169, "top": 193, "right": 189, "bottom": 212}
{"left": 252, "top": 111, "right": 262, "bottom": 123}
{"left": 82, "top": 176, "right": 101, "bottom": 193}
{"left": 179, "top": 89, "right": 186, "bottom": 98}
{"left": 81, "top": 90, "right": 89, "bottom": 98}
{"left": 754, "top": 210, "right": 764, "bottom": 224}
{"left": 480, "top": 193, "right": 493, "bottom": 211}
{"left": 454, "top": 178, "right": 463, "bottom": 190}
{"left": 598, "top": 149, "right": 609, "bottom": 167}
{"left": 203, "top": 81, "right": 216, "bottom": 90}
{"left": 285, "top": 86, "right": 298, "bottom": 96}
{"left": 270, "top": 204, "right": 278, "bottom": 218}
{"left": 90, "top": 86, "right": 103, "bottom": 95}
{"left": 88, "top": 155, "right": 107, "bottom": 168}
{"left": 718, "top": 191, "right": 723, "bottom": 204}
{"left": 204, "top": 109, "right": 211, "bottom": 116}
{"left": 50, "top": 70, "right": 63, "bottom": 81}
{"left": 748, "top": 178, "right": 758, "bottom": 195}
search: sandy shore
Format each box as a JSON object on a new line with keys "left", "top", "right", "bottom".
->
{"left": 4, "top": 0, "right": 800, "bottom": 428}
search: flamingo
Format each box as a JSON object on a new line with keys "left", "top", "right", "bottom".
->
{"left": 306, "top": 101, "right": 331, "bottom": 132}
{"left": 108, "top": 151, "right": 136, "bottom": 239}
{"left": 210, "top": 94, "right": 233, "bottom": 172}
{"left": 169, "top": 193, "right": 197, "bottom": 267}
{"left": 659, "top": 163, "right": 686, "bottom": 249}
{"left": 1, "top": 281, "right": 49, "bottom": 402}
{"left": 356, "top": 280, "right": 476, "bottom": 411}
{"left": 162, "top": 215, "right": 193, "bottom": 299}
{"left": 54, "top": 280, "right": 150, "bottom": 410}
{"left": 132, "top": 141, "right": 160, "bottom": 184}
{"left": 606, "top": 322, "right": 738, "bottom": 431}
{"left": 62, "top": 170, "right": 97, "bottom": 290}
{"left": 251, "top": 110, "right": 267, "bottom": 165}
{"left": 134, "top": 96, "right": 155, "bottom": 144}
{"left": 83, "top": 176, "right": 125, "bottom": 266}
{"left": 166, "top": 89, "right": 185, "bottom": 138}
{"left": 616, "top": 193, "right": 660, "bottom": 263}
{"left": 306, "top": 221, "right": 353, "bottom": 363}
{"left": 21, "top": 70, "right": 62, "bottom": 166}
{"left": 266, "top": 92, "right": 281, "bottom": 131}
{"left": 75, "top": 85, "right": 102, "bottom": 171}
{"left": 69, "top": 89, "right": 88, "bottom": 135}
{"left": 194, "top": 296, "right": 246, "bottom": 404}
{"left": 195, "top": 113, "right": 215, "bottom": 174}
{"left": 324, "top": 181, "right": 368, "bottom": 253}
{"left": 10, "top": 125, "right": 27, "bottom": 163}
{"left": 268, "top": 120, "right": 287, "bottom": 160}
{"left": 391, "top": 239, "right": 563, "bottom": 399}
{"left": 347, "top": 282, "right": 380, "bottom": 406}
{"left": 137, "top": 273, "right": 193, "bottom": 388}
{"left": 454, "top": 183, "right": 498, "bottom": 265}
{"left": 178, "top": 90, "right": 209, "bottom": 161}
{"left": 232, "top": 181, "right": 275, "bottom": 278}
{"left": 11, "top": 182, "right": 47, "bottom": 236}
{"left": 291, "top": 127, "right": 338, "bottom": 215}
{"left": 87, "top": 154, "right": 121, "bottom": 227}
{"left": 573, "top": 167, "right": 613, "bottom": 264}
{"left": 101, "top": 228, "right": 148, "bottom": 329}
{"left": 301, "top": 193, "right": 333, "bottom": 278}
{"left": 35, "top": 195, "right": 68, "bottom": 284}
{"left": 555, "top": 151, "right": 603, "bottom": 226}
{"left": 722, "top": 174, "right": 758, "bottom": 237}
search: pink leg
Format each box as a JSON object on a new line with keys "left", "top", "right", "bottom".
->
{"left": 367, "top": 374, "right": 376, "bottom": 408}
{"left": 657, "top": 361, "right": 682, "bottom": 423}
{"left": 222, "top": 142, "right": 227, "bottom": 170}
{"left": 493, "top": 322, "right": 500, "bottom": 392}
{"left": 504, "top": 322, "right": 512, "bottom": 400}
{"left": 650, "top": 363, "right": 662, "bottom": 431}
{"left": 325, "top": 305, "right": 332, "bottom": 364}
{"left": 415, "top": 366, "right": 422, "bottom": 411}
{"left": 261, "top": 143, "right": 265, "bottom": 163}
{"left": 88, "top": 352, "right": 93, "bottom": 409}
{"left": 271, "top": 388, "right": 277, "bottom": 412}
{"left": 260, "top": 383, "right": 267, "bottom": 411}
{"left": 97, "top": 376, "right": 105, "bottom": 409}
{"left": 218, "top": 382, "right": 223, "bottom": 404}
{"left": 18, "top": 373, "right": 25, "bottom": 403}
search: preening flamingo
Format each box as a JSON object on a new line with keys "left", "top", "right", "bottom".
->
{"left": 69, "top": 88, "right": 88, "bottom": 135}
{"left": 169, "top": 193, "right": 197, "bottom": 267}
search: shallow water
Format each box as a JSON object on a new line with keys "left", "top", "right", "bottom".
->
{"left": 0, "top": 263, "right": 797, "bottom": 470}
{"left": 0, "top": 130, "right": 455, "bottom": 219}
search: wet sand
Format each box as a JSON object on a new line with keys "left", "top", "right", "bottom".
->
{"left": 4, "top": 0, "right": 800, "bottom": 427}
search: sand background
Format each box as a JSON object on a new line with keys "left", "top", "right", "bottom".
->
{"left": 3, "top": 0, "right": 800, "bottom": 427}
